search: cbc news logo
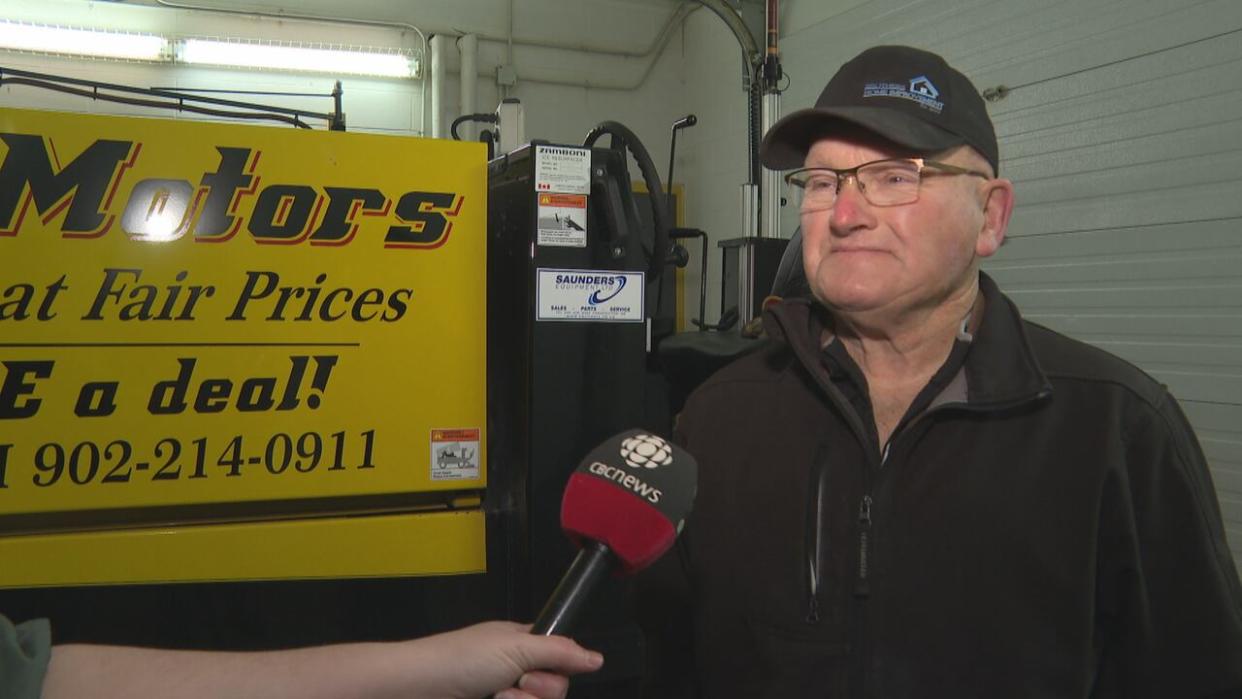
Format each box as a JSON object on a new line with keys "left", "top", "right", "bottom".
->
{"left": 620, "top": 433, "right": 673, "bottom": 469}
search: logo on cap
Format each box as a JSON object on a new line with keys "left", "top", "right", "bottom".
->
{"left": 620, "top": 434, "right": 674, "bottom": 469}
{"left": 908, "top": 76, "right": 939, "bottom": 98}
{"left": 863, "top": 76, "right": 944, "bottom": 114}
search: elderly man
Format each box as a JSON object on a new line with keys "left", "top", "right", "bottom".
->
{"left": 641, "top": 45, "right": 1242, "bottom": 698}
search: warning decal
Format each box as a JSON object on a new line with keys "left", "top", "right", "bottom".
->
{"left": 537, "top": 193, "right": 588, "bottom": 247}
{"left": 430, "top": 428, "right": 481, "bottom": 481}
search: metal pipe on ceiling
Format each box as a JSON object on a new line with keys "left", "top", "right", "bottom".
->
{"left": 458, "top": 33, "right": 478, "bottom": 141}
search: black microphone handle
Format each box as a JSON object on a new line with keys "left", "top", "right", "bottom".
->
{"left": 530, "top": 540, "right": 614, "bottom": 636}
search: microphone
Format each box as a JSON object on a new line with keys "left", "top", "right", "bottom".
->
{"left": 531, "top": 429, "right": 697, "bottom": 636}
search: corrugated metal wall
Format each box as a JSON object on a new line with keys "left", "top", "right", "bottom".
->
{"left": 781, "top": 0, "right": 1242, "bottom": 576}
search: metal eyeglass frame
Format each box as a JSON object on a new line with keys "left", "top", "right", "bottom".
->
{"left": 784, "top": 157, "right": 991, "bottom": 209}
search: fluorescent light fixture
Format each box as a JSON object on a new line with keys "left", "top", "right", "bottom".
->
{"left": 0, "top": 20, "right": 168, "bottom": 62}
{"left": 179, "top": 38, "right": 419, "bottom": 78}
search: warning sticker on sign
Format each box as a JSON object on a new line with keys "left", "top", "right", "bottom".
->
{"left": 537, "top": 193, "right": 588, "bottom": 247}
{"left": 430, "top": 428, "right": 481, "bottom": 481}
{"left": 535, "top": 145, "right": 590, "bottom": 194}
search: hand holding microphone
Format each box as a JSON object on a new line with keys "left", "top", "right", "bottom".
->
{"left": 531, "top": 429, "right": 697, "bottom": 636}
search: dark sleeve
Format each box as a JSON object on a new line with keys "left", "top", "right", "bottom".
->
{"left": 635, "top": 412, "right": 699, "bottom": 699}
{"left": 0, "top": 615, "right": 52, "bottom": 699}
{"left": 1094, "top": 391, "right": 1242, "bottom": 698}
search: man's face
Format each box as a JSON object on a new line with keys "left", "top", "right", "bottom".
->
{"left": 799, "top": 133, "right": 1009, "bottom": 321}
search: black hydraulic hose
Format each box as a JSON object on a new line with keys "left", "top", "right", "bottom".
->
{"left": 583, "top": 121, "right": 670, "bottom": 279}
{"left": 0, "top": 77, "right": 313, "bottom": 128}
{"left": 451, "top": 112, "right": 498, "bottom": 141}
{"left": 480, "top": 129, "right": 496, "bottom": 160}
{"left": 1, "top": 65, "right": 335, "bottom": 123}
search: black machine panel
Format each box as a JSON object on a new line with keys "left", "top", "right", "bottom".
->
{"left": 487, "top": 143, "right": 657, "bottom": 696}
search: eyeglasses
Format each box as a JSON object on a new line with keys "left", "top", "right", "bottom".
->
{"left": 784, "top": 158, "right": 991, "bottom": 211}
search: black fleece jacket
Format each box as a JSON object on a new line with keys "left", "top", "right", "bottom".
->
{"left": 640, "top": 273, "right": 1242, "bottom": 698}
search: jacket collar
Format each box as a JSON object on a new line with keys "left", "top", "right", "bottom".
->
{"left": 763, "top": 272, "right": 1052, "bottom": 408}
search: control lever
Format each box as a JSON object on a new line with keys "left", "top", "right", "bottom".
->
{"left": 691, "top": 305, "right": 738, "bottom": 332}
{"left": 669, "top": 227, "right": 709, "bottom": 331}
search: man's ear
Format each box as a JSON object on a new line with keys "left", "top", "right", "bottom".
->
{"left": 976, "top": 178, "right": 1014, "bottom": 257}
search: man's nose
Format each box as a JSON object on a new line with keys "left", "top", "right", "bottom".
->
{"left": 829, "top": 175, "right": 872, "bottom": 233}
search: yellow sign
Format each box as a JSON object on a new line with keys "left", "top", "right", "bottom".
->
{"left": 0, "top": 510, "right": 486, "bottom": 587}
{"left": 0, "top": 108, "right": 487, "bottom": 531}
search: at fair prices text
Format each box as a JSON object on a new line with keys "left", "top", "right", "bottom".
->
{"left": 0, "top": 269, "right": 413, "bottom": 323}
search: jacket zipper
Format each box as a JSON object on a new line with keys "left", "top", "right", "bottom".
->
{"left": 855, "top": 494, "right": 873, "bottom": 598}
{"left": 805, "top": 445, "right": 829, "bottom": 623}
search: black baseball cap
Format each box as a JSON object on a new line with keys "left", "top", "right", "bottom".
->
{"left": 760, "top": 45, "right": 998, "bottom": 174}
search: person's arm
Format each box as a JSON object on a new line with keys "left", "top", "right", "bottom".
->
{"left": 1095, "top": 392, "right": 1242, "bottom": 698}
{"left": 1, "top": 615, "right": 51, "bottom": 699}
{"left": 41, "top": 621, "right": 602, "bottom": 699}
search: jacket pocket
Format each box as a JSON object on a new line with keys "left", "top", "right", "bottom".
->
{"left": 746, "top": 615, "right": 848, "bottom": 698}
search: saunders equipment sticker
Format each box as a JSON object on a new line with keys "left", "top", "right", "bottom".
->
{"left": 0, "top": 107, "right": 488, "bottom": 565}
{"left": 537, "top": 268, "right": 644, "bottom": 323}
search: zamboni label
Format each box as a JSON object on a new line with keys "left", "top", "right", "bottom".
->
{"left": 534, "top": 146, "right": 590, "bottom": 195}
